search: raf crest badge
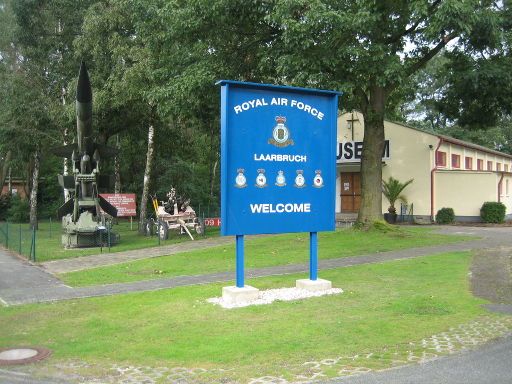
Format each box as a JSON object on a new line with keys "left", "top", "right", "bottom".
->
{"left": 294, "top": 170, "right": 306, "bottom": 188}
{"left": 268, "top": 116, "right": 294, "bottom": 147}
{"left": 275, "top": 170, "right": 286, "bottom": 187}
{"left": 255, "top": 169, "right": 268, "bottom": 188}
{"left": 235, "top": 168, "right": 247, "bottom": 188}
{"left": 313, "top": 170, "right": 324, "bottom": 188}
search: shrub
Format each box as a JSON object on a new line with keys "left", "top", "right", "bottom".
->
{"left": 7, "top": 195, "right": 30, "bottom": 223}
{"left": 480, "top": 202, "right": 506, "bottom": 223}
{"left": 436, "top": 207, "right": 455, "bottom": 224}
{"left": 0, "top": 194, "right": 11, "bottom": 221}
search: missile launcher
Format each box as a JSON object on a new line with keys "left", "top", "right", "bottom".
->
{"left": 53, "top": 62, "right": 119, "bottom": 248}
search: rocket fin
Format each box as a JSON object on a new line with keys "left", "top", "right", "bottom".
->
{"left": 58, "top": 198, "right": 75, "bottom": 218}
{"left": 52, "top": 144, "right": 78, "bottom": 158}
{"left": 98, "top": 195, "right": 118, "bottom": 217}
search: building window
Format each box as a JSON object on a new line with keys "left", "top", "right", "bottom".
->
{"left": 497, "top": 163, "right": 502, "bottom": 171}
{"left": 507, "top": 179, "right": 510, "bottom": 196}
{"left": 477, "top": 159, "right": 483, "bottom": 170}
{"left": 465, "top": 157, "right": 473, "bottom": 170}
{"left": 505, "top": 164, "right": 509, "bottom": 172}
{"left": 436, "top": 151, "right": 446, "bottom": 167}
{"left": 488, "top": 161, "right": 493, "bottom": 171}
{"left": 451, "top": 154, "right": 460, "bottom": 168}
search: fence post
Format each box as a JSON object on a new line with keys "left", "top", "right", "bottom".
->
{"left": 107, "top": 224, "right": 111, "bottom": 252}
{"left": 157, "top": 221, "right": 161, "bottom": 246}
{"left": 32, "top": 227, "right": 36, "bottom": 262}
{"left": 19, "top": 224, "right": 22, "bottom": 254}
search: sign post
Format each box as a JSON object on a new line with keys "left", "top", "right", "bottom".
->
{"left": 218, "top": 80, "right": 340, "bottom": 303}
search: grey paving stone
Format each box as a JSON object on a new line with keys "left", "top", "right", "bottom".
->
{"left": 2, "top": 225, "right": 512, "bottom": 306}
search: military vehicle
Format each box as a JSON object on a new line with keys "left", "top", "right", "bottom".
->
{"left": 145, "top": 187, "right": 204, "bottom": 240}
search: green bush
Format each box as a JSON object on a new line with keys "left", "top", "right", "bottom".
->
{"left": 436, "top": 208, "right": 455, "bottom": 224}
{"left": 7, "top": 195, "right": 30, "bottom": 223}
{"left": 480, "top": 202, "right": 506, "bottom": 223}
{"left": 0, "top": 194, "right": 11, "bottom": 221}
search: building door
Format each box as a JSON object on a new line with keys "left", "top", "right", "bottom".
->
{"left": 340, "top": 172, "right": 361, "bottom": 213}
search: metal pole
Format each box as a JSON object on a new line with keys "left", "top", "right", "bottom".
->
{"left": 236, "top": 234, "right": 244, "bottom": 288}
{"left": 309, "top": 232, "right": 318, "bottom": 281}
{"left": 32, "top": 227, "right": 36, "bottom": 262}
{"left": 108, "top": 224, "right": 111, "bottom": 251}
{"left": 19, "top": 224, "right": 22, "bottom": 254}
{"left": 29, "top": 229, "right": 33, "bottom": 261}
{"left": 5, "top": 221, "right": 8, "bottom": 248}
{"left": 157, "top": 221, "right": 160, "bottom": 246}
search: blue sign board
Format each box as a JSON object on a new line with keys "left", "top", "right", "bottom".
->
{"left": 219, "top": 80, "right": 340, "bottom": 236}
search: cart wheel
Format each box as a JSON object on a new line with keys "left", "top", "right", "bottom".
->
{"left": 195, "top": 218, "right": 205, "bottom": 236}
{"left": 158, "top": 221, "right": 169, "bottom": 240}
{"left": 144, "top": 219, "right": 154, "bottom": 236}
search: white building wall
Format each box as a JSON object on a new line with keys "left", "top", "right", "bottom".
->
{"left": 435, "top": 171, "right": 497, "bottom": 217}
{"left": 337, "top": 111, "right": 512, "bottom": 220}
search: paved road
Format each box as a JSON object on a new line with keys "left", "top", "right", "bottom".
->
{"left": 326, "top": 335, "right": 512, "bottom": 384}
{"left": 0, "top": 368, "right": 66, "bottom": 384}
{"left": 41, "top": 235, "right": 238, "bottom": 274}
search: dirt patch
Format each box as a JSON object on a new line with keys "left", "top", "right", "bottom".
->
{"left": 471, "top": 247, "right": 512, "bottom": 305}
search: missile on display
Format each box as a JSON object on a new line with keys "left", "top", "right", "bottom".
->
{"left": 53, "top": 62, "right": 119, "bottom": 248}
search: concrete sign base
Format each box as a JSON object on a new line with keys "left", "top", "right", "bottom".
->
{"left": 296, "top": 278, "right": 332, "bottom": 292}
{"left": 222, "top": 285, "right": 260, "bottom": 305}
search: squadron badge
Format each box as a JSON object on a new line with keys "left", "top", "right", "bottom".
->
{"left": 313, "top": 170, "right": 324, "bottom": 188}
{"left": 294, "top": 170, "right": 306, "bottom": 188}
{"left": 275, "top": 170, "right": 286, "bottom": 187}
{"left": 268, "top": 116, "right": 294, "bottom": 147}
{"left": 255, "top": 169, "right": 268, "bottom": 188}
{"left": 234, "top": 168, "right": 247, "bottom": 188}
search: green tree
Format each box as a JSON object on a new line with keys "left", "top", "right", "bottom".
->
{"left": 1, "top": 0, "right": 97, "bottom": 226}
{"left": 269, "top": 1, "right": 504, "bottom": 225}
{"left": 157, "top": 0, "right": 504, "bottom": 226}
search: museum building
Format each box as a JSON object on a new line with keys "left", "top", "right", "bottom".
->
{"left": 336, "top": 111, "right": 512, "bottom": 222}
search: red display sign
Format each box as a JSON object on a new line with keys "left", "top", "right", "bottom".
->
{"left": 100, "top": 194, "right": 137, "bottom": 217}
{"left": 204, "top": 217, "right": 221, "bottom": 227}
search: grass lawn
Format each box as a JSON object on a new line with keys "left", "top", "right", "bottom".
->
{"left": 60, "top": 226, "right": 472, "bottom": 287}
{"left": 19, "top": 220, "right": 220, "bottom": 262}
{"left": 0, "top": 252, "right": 492, "bottom": 381}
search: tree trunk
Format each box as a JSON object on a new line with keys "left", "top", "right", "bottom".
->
{"left": 138, "top": 124, "right": 155, "bottom": 233}
{"left": 63, "top": 128, "right": 71, "bottom": 202}
{"left": 24, "top": 157, "right": 34, "bottom": 199}
{"left": 29, "top": 151, "right": 40, "bottom": 230}
{"left": 357, "top": 86, "right": 387, "bottom": 226}
{"left": 0, "top": 150, "right": 12, "bottom": 190}
{"left": 114, "top": 134, "right": 121, "bottom": 193}
{"left": 8, "top": 167, "right": 12, "bottom": 193}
